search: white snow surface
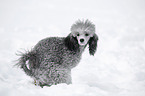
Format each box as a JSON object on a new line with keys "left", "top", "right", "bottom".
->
{"left": 0, "top": 0, "right": 145, "bottom": 96}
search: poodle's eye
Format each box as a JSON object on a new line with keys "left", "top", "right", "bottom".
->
{"left": 85, "top": 33, "right": 89, "bottom": 36}
{"left": 77, "top": 33, "right": 80, "bottom": 36}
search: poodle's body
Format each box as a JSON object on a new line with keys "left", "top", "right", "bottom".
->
{"left": 17, "top": 20, "right": 98, "bottom": 87}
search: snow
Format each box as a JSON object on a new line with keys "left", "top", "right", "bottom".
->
{"left": 0, "top": 0, "right": 145, "bottom": 96}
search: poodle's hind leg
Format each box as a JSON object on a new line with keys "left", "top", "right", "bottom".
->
{"left": 33, "top": 79, "right": 52, "bottom": 88}
{"left": 39, "top": 82, "right": 52, "bottom": 88}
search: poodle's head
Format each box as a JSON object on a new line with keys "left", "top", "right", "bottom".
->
{"left": 65, "top": 19, "right": 98, "bottom": 55}
{"left": 71, "top": 19, "right": 96, "bottom": 46}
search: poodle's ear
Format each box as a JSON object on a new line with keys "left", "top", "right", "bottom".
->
{"left": 64, "top": 34, "right": 79, "bottom": 51}
{"left": 88, "top": 33, "right": 98, "bottom": 55}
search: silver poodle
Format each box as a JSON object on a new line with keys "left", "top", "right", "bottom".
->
{"left": 17, "top": 19, "right": 98, "bottom": 87}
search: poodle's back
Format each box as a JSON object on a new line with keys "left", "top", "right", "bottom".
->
{"left": 32, "top": 37, "right": 82, "bottom": 69}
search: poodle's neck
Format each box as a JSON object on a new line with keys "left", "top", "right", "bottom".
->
{"left": 79, "top": 45, "right": 86, "bottom": 53}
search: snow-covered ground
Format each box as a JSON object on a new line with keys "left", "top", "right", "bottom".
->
{"left": 0, "top": 0, "right": 145, "bottom": 96}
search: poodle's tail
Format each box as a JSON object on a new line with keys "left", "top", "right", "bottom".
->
{"left": 16, "top": 51, "right": 35, "bottom": 77}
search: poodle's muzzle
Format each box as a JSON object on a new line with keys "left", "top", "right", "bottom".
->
{"left": 77, "top": 34, "right": 93, "bottom": 46}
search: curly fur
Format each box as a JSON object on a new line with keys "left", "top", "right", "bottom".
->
{"left": 16, "top": 19, "right": 98, "bottom": 87}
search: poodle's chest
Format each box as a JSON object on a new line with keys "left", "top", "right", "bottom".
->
{"left": 62, "top": 52, "right": 82, "bottom": 68}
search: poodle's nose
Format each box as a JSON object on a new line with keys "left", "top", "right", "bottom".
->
{"left": 80, "top": 39, "right": 84, "bottom": 42}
